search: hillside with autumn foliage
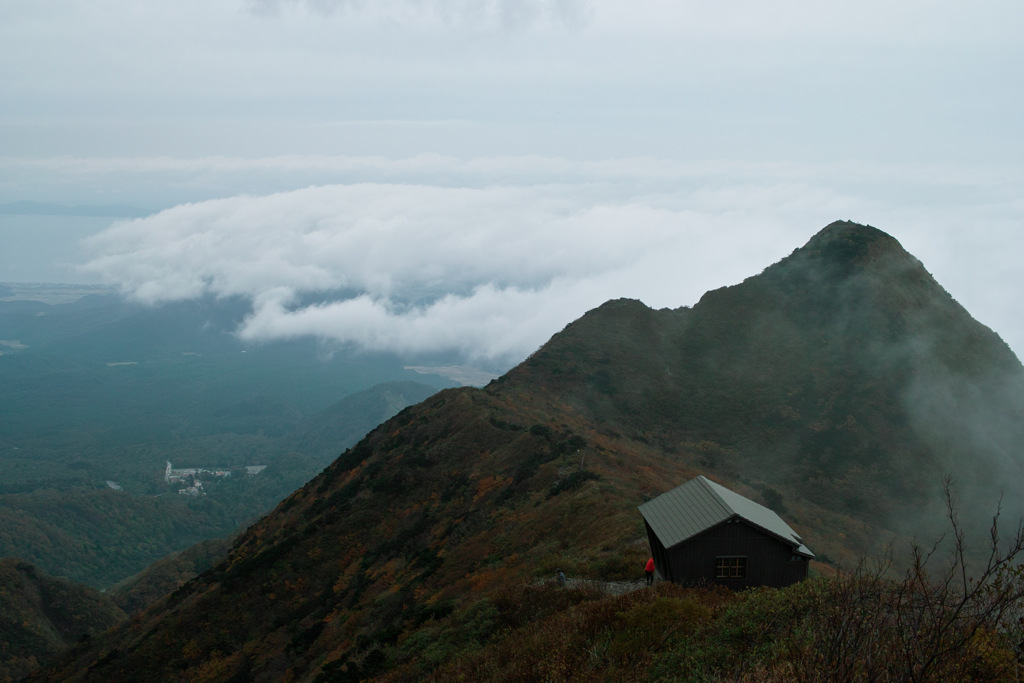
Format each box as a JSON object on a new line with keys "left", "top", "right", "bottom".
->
{"left": 0, "top": 559, "right": 124, "bottom": 682}
{"left": 31, "top": 222, "right": 1024, "bottom": 681}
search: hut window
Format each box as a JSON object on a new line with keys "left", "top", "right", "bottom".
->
{"left": 715, "top": 556, "right": 746, "bottom": 579}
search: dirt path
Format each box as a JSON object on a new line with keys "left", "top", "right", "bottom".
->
{"left": 554, "top": 577, "right": 649, "bottom": 595}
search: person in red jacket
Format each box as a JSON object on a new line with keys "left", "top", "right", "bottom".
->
{"left": 645, "top": 557, "right": 655, "bottom": 586}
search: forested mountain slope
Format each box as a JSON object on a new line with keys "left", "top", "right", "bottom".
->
{"left": 34, "top": 222, "right": 1024, "bottom": 681}
{"left": 500, "top": 221, "right": 1024, "bottom": 534}
{"left": 0, "top": 559, "right": 124, "bottom": 682}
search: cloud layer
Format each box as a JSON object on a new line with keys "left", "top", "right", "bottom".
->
{"left": 79, "top": 155, "right": 1024, "bottom": 364}
{"left": 246, "top": 0, "right": 595, "bottom": 30}
{"left": 83, "top": 182, "right": 727, "bottom": 360}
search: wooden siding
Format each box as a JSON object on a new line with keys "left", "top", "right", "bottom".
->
{"left": 662, "top": 516, "right": 808, "bottom": 589}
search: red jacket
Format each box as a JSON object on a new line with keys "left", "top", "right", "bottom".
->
{"left": 645, "top": 558, "right": 655, "bottom": 572}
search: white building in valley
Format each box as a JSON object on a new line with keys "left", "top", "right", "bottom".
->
{"left": 165, "top": 461, "right": 265, "bottom": 484}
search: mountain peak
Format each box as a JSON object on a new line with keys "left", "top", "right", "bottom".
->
{"left": 797, "top": 220, "right": 912, "bottom": 272}
{"left": 722, "top": 220, "right": 950, "bottom": 329}
{"left": 806, "top": 220, "right": 897, "bottom": 247}
{"left": 691, "top": 221, "right": 930, "bottom": 324}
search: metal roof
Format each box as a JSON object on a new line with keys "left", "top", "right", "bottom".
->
{"left": 638, "top": 476, "right": 814, "bottom": 558}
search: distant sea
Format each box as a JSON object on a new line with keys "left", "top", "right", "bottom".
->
{"left": 0, "top": 214, "right": 124, "bottom": 285}
{"left": 0, "top": 281, "right": 118, "bottom": 304}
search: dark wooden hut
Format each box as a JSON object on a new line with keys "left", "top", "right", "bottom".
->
{"left": 638, "top": 475, "right": 813, "bottom": 589}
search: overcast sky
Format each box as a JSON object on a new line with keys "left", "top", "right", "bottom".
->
{"left": 1, "top": 0, "right": 1022, "bottom": 366}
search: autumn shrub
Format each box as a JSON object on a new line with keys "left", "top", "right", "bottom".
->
{"left": 648, "top": 580, "right": 817, "bottom": 680}
{"left": 586, "top": 552, "right": 638, "bottom": 581}
{"left": 408, "top": 556, "right": 1023, "bottom": 682}
{"left": 782, "top": 559, "right": 1024, "bottom": 682}
{"left": 647, "top": 496, "right": 1024, "bottom": 683}
{"left": 392, "top": 598, "right": 500, "bottom": 675}
{"left": 547, "top": 470, "right": 600, "bottom": 498}
{"left": 491, "top": 582, "right": 607, "bottom": 631}
{"left": 430, "top": 583, "right": 722, "bottom": 681}
{"left": 528, "top": 424, "right": 552, "bottom": 439}
{"left": 786, "top": 485, "right": 1024, "bottom": 682}
{"left": 533, "top": 552, "right": 573, "bottom": 579}
{"left": 606, "top": 596, "right": 712, "bottom": 665}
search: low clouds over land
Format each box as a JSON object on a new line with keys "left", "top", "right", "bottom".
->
{"left": 83, "top": 180, "right": 746, "bottom": 360}
{"left": 246, "top": 0, "right": 595, "bottom": 30}
{"left": 79, "top": 155, "right": 1024, "bottom": 363}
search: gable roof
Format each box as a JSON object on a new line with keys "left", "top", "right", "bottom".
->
{"left": 638, "top": 475, "right": 814, "bottom": 558}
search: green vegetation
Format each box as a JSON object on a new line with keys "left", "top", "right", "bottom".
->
{"left": 0, "top": 290, "right": 447, "bottom": 587}
{"left": 21, "top": 222, "right": 1024, "bottom": 681}
{"left": 0, "top": 488, "right": 235, "bottom": 587}
{"left": 109, "top": 536, "right": 235, "bottom": 615}
{"left": 548, "top": 469, "right": 600, "bottom": 498}
{"left": 0, "top": 558, "right": 124, "bottom": 682}
{"left": 421, "top": 568, "right": 1022, "bottom": 682}
{"left": 431, "top": 485, "right": 1024, "bottom": 682}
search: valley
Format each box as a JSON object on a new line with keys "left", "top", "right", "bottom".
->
{"left": 0, "top": 287, "right": 464, "bottom": 589}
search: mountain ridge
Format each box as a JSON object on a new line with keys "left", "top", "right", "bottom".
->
{"left": 32, "top": 221, "right": 1024, "bottom": 681}
{"left": 500, "top": 220, "right": 1024, "bottom": 525}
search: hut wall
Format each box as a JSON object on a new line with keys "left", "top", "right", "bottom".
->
{"left": 666, "top": 518, "right": 808, "bottom": 589}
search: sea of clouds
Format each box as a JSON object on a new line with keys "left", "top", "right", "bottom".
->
{"left": 69, "top": 154, "right": 1024, "bottom": 364}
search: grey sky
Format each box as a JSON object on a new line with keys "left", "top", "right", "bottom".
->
{"left": 1, "top": 0, "right": 1022, "bottom": 363}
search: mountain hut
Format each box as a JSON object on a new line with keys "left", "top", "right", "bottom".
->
{"left": 638, "top": 475, "right": 813, "bottom": 589}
